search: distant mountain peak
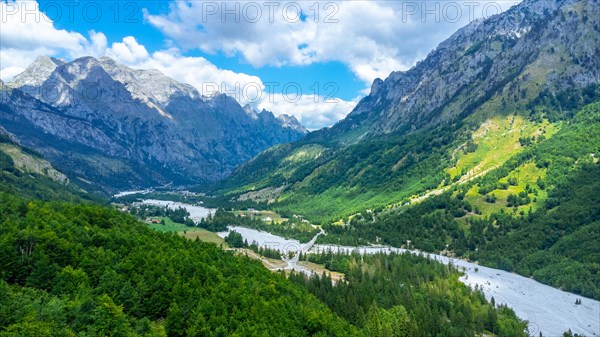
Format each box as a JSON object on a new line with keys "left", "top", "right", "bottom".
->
{"left": 9, "top": 55, "right": 65, "bottom": 88}
{"left": 276, "top": 113, "right": 307, "bottom": 134}
{"left": 243, "top": 104, "right": 259, "bottom": 120}
{"left": 95, "top": 56, "right": 201, "bottom": 106}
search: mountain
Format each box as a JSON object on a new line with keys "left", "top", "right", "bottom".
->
{"left": 211, "top": 0, "right": 600, "bottom": 299}
{"left": 216, "top": 0, "right": 599, "bottom": 218}
{"left": 0, "top": 56, "right": 307, "bottom": 192}
{"left": 0, "top": 127, "right": 101, "bottom": 202}
{"left": 317, "top": 0, "right": 598, "bottom": 139}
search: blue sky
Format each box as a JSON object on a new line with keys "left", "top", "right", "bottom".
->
{"left": 35, "top": 0, "right": 364, "bottom": 101}
{"left": 1, "top": 0, "right": 519, "bottom": 129}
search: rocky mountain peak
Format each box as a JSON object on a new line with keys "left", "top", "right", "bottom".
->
{"left": 9, "top": 55, "right": 64, "bottom": 88}
{"left": 96, "top": 57, "right": 201, "bottom": 106}
{"left": 258, "top": 108, "right": 276, "bottom": 121}
{"left": 277, "top": 114, "right": 307, "bottom": 134}
{"left": 370, "top": 78, "right": 384, "bottom": 95}
{"left": 243, "top": 104, "right": 259, "bottom": 120}
{"left": 343, "top": 0, "right": 598, "bottom": 136}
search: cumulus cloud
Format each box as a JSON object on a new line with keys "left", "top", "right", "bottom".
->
{"left": 145, "top": 0, "right": 519, "bottom": 85}
{"left": 0, "top": 0, "right": 80, "bottom": 78}
{"left": 0, "top": 0, "right": 108, "bottom": 80}
{"left": 257, "top": 94, "right": 359, "bottom": 131}
{"left": 107, "top": 36, "right": 150, "bottom": 64}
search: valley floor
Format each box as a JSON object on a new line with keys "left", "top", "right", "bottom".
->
{"left": 217, "top": 226, "right": 600, "bottom": 337}
{"left": 124, "top": 196, "right": 600, "bottom": 336}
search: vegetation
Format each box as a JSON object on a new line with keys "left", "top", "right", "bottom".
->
{"left": 292, "top": 252, "right": 528, "bottom": 337}
{"left": 0, "top": 193, "right": 357, "bottom": 336}
{"left": 246, "top": 242, "right": 283, "bottom": 260}
{"left": 0, "top": 135, "right": 539, "bottom": 336}
{"left": 218, "top": 124, "right": 456, "bottom": 223}
{"left": 0, "top": 189, "right": 534, "bottom": 336}
{"left": 0, "top": 137, "right": 101, "bottom": 203}
{"left": 317, "top": 102, "right": 600, "bottom": 299}
{"left": 224, "top": 230, "right": 244, "bottom": 248}
{"left": 200, "top": 208, "right": 320, "bottom": 243}
{"left": 130, "top": 204, "right": 194, "bottom": 226}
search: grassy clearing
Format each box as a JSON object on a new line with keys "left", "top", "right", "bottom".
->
{"left": 297, "top": 261, "right": 345, "bottom": 282}
{"left": 465, "top": 161, "right": 548, "bottom": 217}
{"left": 0, "top": 143, "right": 67, "bottom": 182}
{"left": 234, "top": 210, "right": 288, "bottom": 224}
{"left": 146, "top": 216, "right": 188, "bottom": 232}
{"left": 182, "top": 229, "right": 227, "bottom": 246}
{"left": 448, "top": 116, "right": 557, "bottom": 181}
{"left": 146, "top": 216, "right": 226, "bottom": 246}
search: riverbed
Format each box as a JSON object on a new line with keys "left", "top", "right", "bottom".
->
{"left": 137, "top": 199, "right": 215, "bottom": 223}
{"left": 219, "top": 226, "right": 600, "bottom": 337}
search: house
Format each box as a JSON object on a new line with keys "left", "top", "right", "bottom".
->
{"left": 151, "top": 219, "right": 159, "bottom": 224}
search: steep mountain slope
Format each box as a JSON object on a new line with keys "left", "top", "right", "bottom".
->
{"left": 0, "top": 57, "right": 306, "bottom": 192}
{"left": 0, "top": 127, "right": 100, "bottom": 202}
{"left": 319, "top": 101, "right": 600, "bottom": 299}
{"left": 312, "top": 0, "right": 598, "bottom": 140}
{"left": 216, "top": 0, "right": 599, "bottom": 222}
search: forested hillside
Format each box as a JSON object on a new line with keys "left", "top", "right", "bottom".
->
{"left": 294, "top": 252, "right": 527, "bottom": 337}
{"left": 0, "top": 136, "right": 531, "bottom": 336}
{"left": 0, "top": 191, "right": 533, "bottom": 336}
{"left": 0, "top": 132, "right": 100, "bottom": 203}
{"left": 1, "top": 139, "right": 357, "bottom": 336}
{"left": 0, "top": 193, "right": 358, "bottom": 336}
{"left": 319, "top": 102, "right": 600, "bottom": 299}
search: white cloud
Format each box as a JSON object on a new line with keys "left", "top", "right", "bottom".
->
{"left": 145, "top": 0, "right": 519, "bottom": 86}
{"left": 0, "top": 1, "right": 86, "bottom": 51}
{"left": 107, "top": 36, "right": 150, "bottom": 64}
{"left": 0, "top": 0, "right": 109, "bottom": 80}
{"left": 257, "top": 94, "right": 359, "bottom": 131}
{"left": 0, "top": 0, "right": 80, "bottom": 79}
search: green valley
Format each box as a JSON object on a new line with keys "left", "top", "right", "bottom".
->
{"left": 1, "top": 0, "right": 599, "bottom": 335}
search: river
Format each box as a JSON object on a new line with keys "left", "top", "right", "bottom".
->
{"left": 219, "top": 226, "right": 600, "bottom": 337}
{"left": 136, "top": 199, "right": 215, "bottom": 223}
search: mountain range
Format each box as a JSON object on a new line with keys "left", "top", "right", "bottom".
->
{"left": 1, "top": 0, "right": 600, "bottom": 334}
{"left": 0, "top": 56, "right": 306, "bottom": 192}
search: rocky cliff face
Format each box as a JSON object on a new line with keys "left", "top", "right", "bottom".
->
{"left": 0, "top": 57, "right": 307, "bottom": 191}
{"left": 330, "top": 0, "right": 599, "bottom": 137}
